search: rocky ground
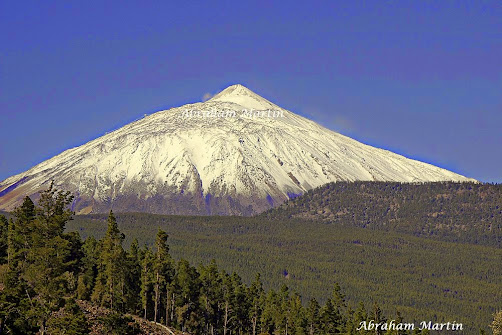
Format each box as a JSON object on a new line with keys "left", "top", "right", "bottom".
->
{"left": 77, "top": 300, "right": 183, "bottom": 335}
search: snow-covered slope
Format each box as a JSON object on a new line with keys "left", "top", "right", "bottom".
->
{"left": 0, "top": 84, "right": 475, "bottom": 215}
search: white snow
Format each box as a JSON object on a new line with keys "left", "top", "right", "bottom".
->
{"left": 0, "top": 84, "right": 476, "bottom": 213}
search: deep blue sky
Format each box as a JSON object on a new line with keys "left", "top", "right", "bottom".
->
{"left": 1, "top": 1, "right": 501, "bottom": 182}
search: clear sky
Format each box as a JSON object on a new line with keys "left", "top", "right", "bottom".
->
{"left": 1, "top": 1, "right": 500, "bottom": 182}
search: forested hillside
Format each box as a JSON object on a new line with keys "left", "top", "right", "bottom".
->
{"left": 0, "top": 185, "right": 434, "bottom": 334}
{"left": 3, "top": 182, "right": 502, "bottom": 333}
{"left": 263, "top": 182, "right": 502, "bottom": 247}
{"left": 68, "top": 212, "right": 502, "bottom": 333}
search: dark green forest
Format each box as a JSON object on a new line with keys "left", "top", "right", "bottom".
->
{"left": 66, "top": 211, "right": 502, "bottom": 333}
{"left": 1, "top": 181, "right": 501, "bottom": 333}
{"left": 0, "top": 185, "right": 435, "bottom": 335}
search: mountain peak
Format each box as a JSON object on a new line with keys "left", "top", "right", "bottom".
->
{"left": 0, "top": 84, "right": 475, "bottom": 215}
{"left": 211, "top": 84, "right": 251, "bottom": 97}
{"left": 208, "top": 84, "right": 278, "bottom": 110}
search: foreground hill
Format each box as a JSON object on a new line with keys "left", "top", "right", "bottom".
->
{"left": 263, "top": 181, "right": 502, "bottom": 247}
{"left": 0, "top": 85, "right": 474, "bottom": 215}
{"left": 68, "top": 212, "right": 502, "bottom": 333}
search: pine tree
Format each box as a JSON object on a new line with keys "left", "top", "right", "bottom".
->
{"left": 124, "top": 238, "right": 142, "bottom": 314}
{"left": 288, "top": 292, "right": 306, "bottom": 335}
{"left": 140, "top": 246, "right": 153, "bottom": 320}
{"left": 372, "top": 302, "right": 386, "bottom": 335}
{"left": 344, "top": 306, "right": 358, "bottom": 335}
{"left": 277, "top": 284, "right": 291, "bottom": 335}
{"left": 231, "top": 271, "right": 250, "bottom": 333}
{"left": 77, "top": 236, "right": 99, "bottom": 300}
{"left": 174, "top": 259, "right": 201, "bottom": 333}
{"left": 221, "top": 271, "right": 235, "bottom": 335}
{"left": 321, "top": 299, "right": 342, "bottom": 334}
{"left": 199, "top": 259, "right": 222, "bottom": 334}
{"left": 248, "top": 273, "right": 265, "bottom": 335}
{"left": 24, "top": 184, "right": 74, "bottom": 334}
{"left": 347, "top": 302, "right": 371, "bottom": 335}
{"left": 306, "top": 298, "right": 321, "bottom": 335}
{"left": 331, "top": 283, "right": 346, "bottom": 310}
{"left": 0, "top": 198, "right": 39, "bottom": 333}
{"left": 0, "top": 184, "right": 76, "bottom": 334}
{"left": 92, "top": 211, "right": 126, "bottom": 310}
{"left": 153, "top": 229, "right": 172, "bottom": 323}
{"left": 320, "top": 286, "right": 346, "bottom": 335}
{"left": 10, "top": 196, "right": 36, "bottom": 269}
{"left": 260, "top": 289, "right": 278, "bottom": 335}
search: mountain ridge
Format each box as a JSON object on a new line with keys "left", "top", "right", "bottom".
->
{"left": 0, "top": 84, "right": 475, "bottom": 215}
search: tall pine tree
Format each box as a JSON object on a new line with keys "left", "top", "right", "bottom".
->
{"left": 92, "top": 211, "right": 126, "bottom": 310}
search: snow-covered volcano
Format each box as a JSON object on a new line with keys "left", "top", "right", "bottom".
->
{"left": 0, "top": 84, "right": 475, "bottom": 215}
